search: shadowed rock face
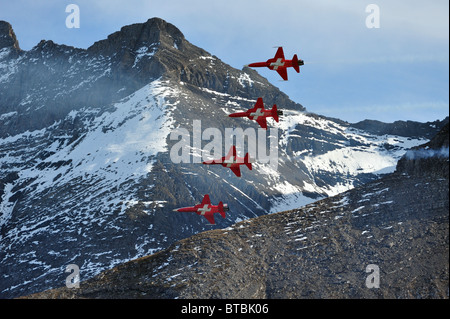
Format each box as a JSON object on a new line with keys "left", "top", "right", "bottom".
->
{"left": 396, "top": 123, "right": 449, "bottom": 177}
{"left": 0, "top": 21, "right": 21, "bottom": 52}
{"left": 25, "top": 126, "right": 449, "bottom": 299}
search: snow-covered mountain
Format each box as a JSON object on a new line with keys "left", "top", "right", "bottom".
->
{"left": 0, "top": 18, "right": 447, "bottom": 298}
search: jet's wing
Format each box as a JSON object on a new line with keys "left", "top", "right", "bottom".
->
{"left": 254, "top": 97, "right": 264, "bottom": 109}
{"left": 203, "top": 214, "right": 216, "bottom": 225}
{"left": 256, "top": 118, "right": 268, "bottom": 130}
{"left": 201, "top": 194, "right": 211, "bottom": 206}
{"left": 229, "top": 166, "right": 241, "bottom": 177}
{"left": 247, "top": 97, "right": 264, "bottom": 113}
{"left": 276, "top": 68, "right": 288, "bottom": 81}
{"left": 274, "top": 47, "right": 285, "bottom": 60}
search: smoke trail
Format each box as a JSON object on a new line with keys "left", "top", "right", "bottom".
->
{"left": 405, "top": 147, "right": 449, "bottom": 160}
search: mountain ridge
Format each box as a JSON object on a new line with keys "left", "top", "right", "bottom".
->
{"left": 0, "top": 17, "right": 306, "bottom": 138}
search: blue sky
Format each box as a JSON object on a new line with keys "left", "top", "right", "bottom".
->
{"left": 1, "top": 0, "right": 448, "bottom": 123}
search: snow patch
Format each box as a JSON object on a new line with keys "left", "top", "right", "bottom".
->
{"left": 0, "top": 111, "right": 17, "bottom": 121}
{"left": 238, "top": 73, "right": 254, "bottom": 88}
{"left": 0, "top": 183, "right": 17, "bottom": 228}
{"left": 133, "top": 44, "right": 158, "bottom": 68}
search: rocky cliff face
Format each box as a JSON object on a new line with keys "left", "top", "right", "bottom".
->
{"left": 1, "top": 17, "right": 447, "bottom": 299}
{"left": 25, "top": 125, "right": 449, "bottom": 299}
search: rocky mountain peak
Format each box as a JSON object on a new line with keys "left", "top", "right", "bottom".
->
{"left": 0, "top": 20, "right": 21, "bottom": 53}
{"left": 0, "top": 17, "right": 304, "bottom": 139}
{"left": 87, "top": 17, "right": 185, "bottom": 56}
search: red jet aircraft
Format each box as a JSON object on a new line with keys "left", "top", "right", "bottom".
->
{"left": 245, "top": 46, "right": 304, "bottom": 81}
{"left": 228, "top": 97, "right": 282, "bottom": 130}
{"left": 173, "top": 194, "right": 228, "bottom": 224}
{"left": 202, "top": 145, "right": 253, "bottom": 177}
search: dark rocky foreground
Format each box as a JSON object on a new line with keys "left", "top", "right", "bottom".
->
{"left": 24, "top": 126, "right": 449, "bottom": 299}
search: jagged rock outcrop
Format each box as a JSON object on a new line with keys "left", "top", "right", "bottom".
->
{"left": 0, "top": 21, "right": 20, "bottom": 52}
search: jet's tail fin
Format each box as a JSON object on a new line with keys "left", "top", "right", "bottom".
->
{"left": 218, "top": 201, "right": 226, "bottom": 218}
{"left": 271, "top": 104, "right": 280, "bottom": 122}
{"left": 244, "top": 153, "right": 253, "bottom": 170}
{"left": 292, "top": 54, "right": 300, "bottom": 73}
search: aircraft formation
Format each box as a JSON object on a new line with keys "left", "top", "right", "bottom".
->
{"left": 174, "top": 46, "right": 304, "bottom": 224}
